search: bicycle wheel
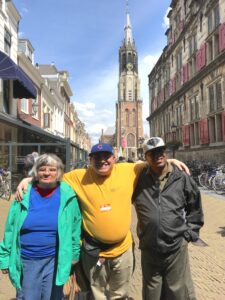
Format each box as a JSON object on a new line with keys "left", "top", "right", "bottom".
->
{"left": 198, "top": 173, "right": 207, "bottom": 188}
{"left": 1, "top": 179, "right": 11, "bottom": 201}
{"left": 0, "top": 182, "right": 4, "bottom": 197}
{"left": 206, "top": 175, "right": 215, "bottom": 190}
{"left": 213, "top": 175, "right": 225, "bottom": 195}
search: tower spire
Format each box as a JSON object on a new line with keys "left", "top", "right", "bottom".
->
{"left": 126, "top": 0, "right": 129, "bottom": 14}
{"left": 116, "top": 0, "right": 143, "bottom": 159}
{"left": 124, "top": 0, "right": 133, "bottom": 45}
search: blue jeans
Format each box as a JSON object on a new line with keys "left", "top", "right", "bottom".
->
{"left": 16, "top": 256, "right": 63, "bottom": 300}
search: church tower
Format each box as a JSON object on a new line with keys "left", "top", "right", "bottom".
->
{"left": 116, "top": 3, "right": 143, "bottom": 159}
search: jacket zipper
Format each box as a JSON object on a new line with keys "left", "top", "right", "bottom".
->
{"left": 157, "top": 187, "right": 161, "bottom": 246}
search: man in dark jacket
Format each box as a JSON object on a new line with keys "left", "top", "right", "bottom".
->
{"left": 132, "top": 137, "right": 204, "bottom": 300}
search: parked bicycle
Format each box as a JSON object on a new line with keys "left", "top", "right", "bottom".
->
{"left": 185, "top": 160, "right": 203, "bottom": 186}
{"left": 212, "top": 165, "right": 225, "bottom": 195}
{"left": 199, "top": 170, "right": 216, "bottom": 189}
{"left": 198, "top": 163, "right": 225, "bottom": 192}
{"left": 0, "top": 168, "right": 11, "bottom": 201}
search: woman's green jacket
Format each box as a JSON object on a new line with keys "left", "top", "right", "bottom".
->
{"left": 0, "top": 181, "right": 81, "bottom": 288}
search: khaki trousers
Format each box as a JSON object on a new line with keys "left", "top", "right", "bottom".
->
{"left": 81, "top": 247, "right": 133, "bottom": 300}
{"left": 141, "top": 240, "right": 196, "bottom": 300}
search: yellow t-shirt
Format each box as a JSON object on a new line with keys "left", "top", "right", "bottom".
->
{"left": 63, "top": 162, "right": 145, "bottom": 257}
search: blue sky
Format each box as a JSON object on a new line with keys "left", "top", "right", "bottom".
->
{"left": 13, "top": 0, "right": 171, "bottom": 144}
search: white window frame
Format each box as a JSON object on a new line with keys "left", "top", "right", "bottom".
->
{"left": 21, "top": 98, "right": 29, "bottom": 114}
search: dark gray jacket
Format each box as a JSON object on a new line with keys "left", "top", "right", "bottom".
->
{"left": 132, "top": 165, "right": 204, "bottom": 253}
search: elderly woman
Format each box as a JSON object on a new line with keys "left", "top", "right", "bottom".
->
{"left": 0, "top": 154, "right": 81, "bottom": 300}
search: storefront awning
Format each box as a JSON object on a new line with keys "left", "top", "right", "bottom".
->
{"left": 0, "top": 50, "right": 37, "bottom": 99}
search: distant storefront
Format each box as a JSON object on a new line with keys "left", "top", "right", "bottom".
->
{"left": 0, "top": 112, "right": 72, "bottom": 189}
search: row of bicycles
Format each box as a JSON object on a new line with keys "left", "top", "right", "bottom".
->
{"left": 186, "top": 160, "right": 225, "bottom": 195}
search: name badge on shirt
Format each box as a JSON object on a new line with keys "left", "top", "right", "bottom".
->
{"left": 100, "top": 204, "right": 112, "bottom": 212}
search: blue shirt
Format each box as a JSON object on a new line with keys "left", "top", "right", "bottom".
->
{"left": 20, "top": 186, "right": 60, "bottom": 258}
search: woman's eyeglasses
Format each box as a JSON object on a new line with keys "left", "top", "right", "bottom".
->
{"left": 38, "top": 167, "right": 57, "bottom": 173}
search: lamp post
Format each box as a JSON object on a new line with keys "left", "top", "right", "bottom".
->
{"left": 171, "top": 123, "right": 177, "bottom": 158}
{"left": 138, "top": 137, "right": 145, "bottom": 160}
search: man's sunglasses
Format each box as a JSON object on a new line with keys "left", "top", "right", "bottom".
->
{"left": 147, "top": 147, "right": 166, "bottom": 156}
{"left": 90, "top": 152, "right": 113, "bottom": 160}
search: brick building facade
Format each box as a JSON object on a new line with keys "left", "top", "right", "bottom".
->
{"left": 148, "top": 0, "right": 225, "bottom": 163}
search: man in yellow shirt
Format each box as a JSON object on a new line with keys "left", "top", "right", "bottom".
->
{"left": 16, "top": 143, "right": 188, "bottom": 300}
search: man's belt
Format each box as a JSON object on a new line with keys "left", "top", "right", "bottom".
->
{"left": 82, "top": 231, "right": 119, "bottom": 258}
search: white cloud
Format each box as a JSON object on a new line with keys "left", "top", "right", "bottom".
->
{"left": 162, "top": 7, "right": 171, "bottom": 29}
{"left": 18, "top": 31, "right": 25, "bottom": 38}
{"left": 75, "top": 102, "right": 95, "bottom": 110}
{"left": 74, "top": 102, "right": 96, "bottom": 117}
{"left": 74, "top": 101, "right": 114, "bottom": 131}
{"left": 20, "top": 6, "right": 29, "bottom": 16}
{"left": 73, "top": 65, "right": 117, "bottom": 144}
{"left": 88, "top": 123, "right": 107, "bottom": 135}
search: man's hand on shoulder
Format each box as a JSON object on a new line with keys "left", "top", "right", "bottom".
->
{"left": 168, "top": 159, "right": 190, "bottom": 175}
{"left": 15, "top": 177, "right": 32, "bottom": 201}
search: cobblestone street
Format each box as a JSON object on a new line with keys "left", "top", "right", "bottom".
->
{"left": 0, "top": 191, "right": 225, "bottom": 300}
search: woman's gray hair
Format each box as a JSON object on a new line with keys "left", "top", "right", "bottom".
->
{"left": 31, "top": 153, "right": 64, "bottom": 182}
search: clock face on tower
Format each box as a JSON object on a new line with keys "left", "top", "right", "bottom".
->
{"left": 126, "top": 63, "right": 133, "bottom": 71}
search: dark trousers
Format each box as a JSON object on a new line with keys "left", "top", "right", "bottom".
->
{"left": 16, "top": 256, "right": 63, "bottom": 300}
{"left": 141, "top": 240, "right": 196, "bottom": 300}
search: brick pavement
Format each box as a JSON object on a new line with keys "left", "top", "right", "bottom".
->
{"left": 0, "top": 192, "right": 225, "bottom": 300}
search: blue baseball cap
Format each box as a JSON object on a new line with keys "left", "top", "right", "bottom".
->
{"left": 89, "top": 143, "right": 114, "bottom": 156}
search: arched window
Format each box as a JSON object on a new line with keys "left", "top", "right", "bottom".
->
{"left": 122, "top": 53, "right": 126, "bottom": 70}
{"left": 132, "top": 109, "right": 136, "bottom": 126}
{"left": 125, "top": 109, "right": 129, "bottom": 126}
{"left": 127, "top": 133, "right": 135, "bottom": 147}
{"left": 128, "top": 52, "right": 132, "bottom": 63}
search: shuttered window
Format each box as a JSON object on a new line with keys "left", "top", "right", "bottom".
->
{"left": 209, "top": 85, "right": 215, "bottom": 112}
{"left": 190, "top": 96, "right": 199, "bottom": 121}
{"left": 208, "top": 4, "right": 220, "bottom": 34}
{"left": 219, "top": 22, "right": 225, "bottom": 52}
{"left": 196, "top": 43, "right": 206, "bottom": 71}
{"left": 182, "top": 63, "right": 189, "bottom": 83}
{"left": 199, "top": 119, "right": 209, "bottom": 145}
{"left": 216, "top": 82, "right": 222, "bottom": 109}
{"left": 182, "top": 125, "right": 190, "bottom": 146}
{"left": 208, "top": 81, "right": 223, "bottom": 113}
{"left": 222, "top": 111, "right": 225, "bottom": 142}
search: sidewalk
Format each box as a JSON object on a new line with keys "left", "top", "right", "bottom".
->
{"left": 0, "top": 192, "right": 225, "bottom": 299}
{"left": 130, "top": 192, "right": 225, "bottom": 300}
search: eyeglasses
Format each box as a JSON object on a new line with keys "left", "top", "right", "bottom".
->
{"left": 90, "top": 152, "right": 113, "bottom": 160}
{"left": 38, "top": 167, "right": 57, "bottom": 173}
{"left": 147, "top": 147, "right": 166, "bottom": 157}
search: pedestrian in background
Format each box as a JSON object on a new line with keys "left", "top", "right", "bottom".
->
{"left": 117, "top": 156, "right": 126, "bottom": 163}
{"left": 16, "top": 143, "right": 189, "bottom": 300}
{"left": 0, "top": 153, "right": 81, "bottom": 300}
{"left": 23, "top": 151, "right": 39, "bottom": 177}
{"left": 132, "top": 137, "right": 204, "bottom": 300}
